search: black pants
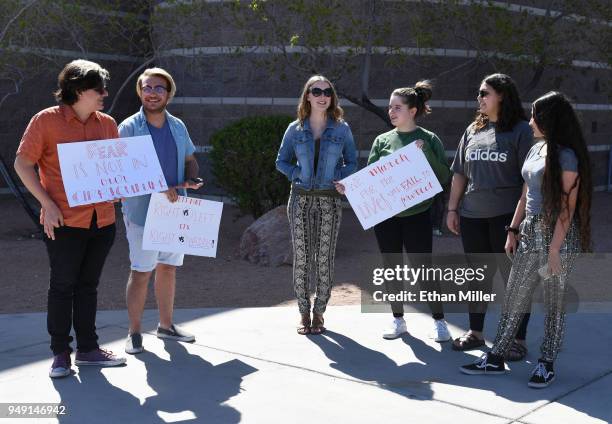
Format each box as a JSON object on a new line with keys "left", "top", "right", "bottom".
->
{"left": 374, "top": 210, "right": 444, "bottom": 320}
{"left": 45, "top": 217, "right": 115, "bottom": 355}
{"left": 430, "top": 188, "right": 446, "bottom": 230}
{"left": 460, "top": 213, "right": 529, "bottom": 339}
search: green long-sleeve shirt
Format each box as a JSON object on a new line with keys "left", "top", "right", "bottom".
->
{"left": 367, "top": 127, "right": 451, "bottom": 217}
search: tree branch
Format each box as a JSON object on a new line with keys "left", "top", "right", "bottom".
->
{"left": 0, "top": 0, "right": 39, "bottom": 45}
{"left": 107, "top": 56, "right": 156, "bottom": 114}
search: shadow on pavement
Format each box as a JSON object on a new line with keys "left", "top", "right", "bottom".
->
{"left": 308, "top": 327, "right": 611, "bottom": 422}
{"left": 50, "top": 338, "right": 257, "bottom": 423}
{"left": 135, "top": 340, "right": 257, "bottom": 423}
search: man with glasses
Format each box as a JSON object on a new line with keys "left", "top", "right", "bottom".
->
{"left": 15, "top": 59, "right": 126, "bottom": 378}
{"left": 119, "top": 68, "right": 203, "bottom": 354}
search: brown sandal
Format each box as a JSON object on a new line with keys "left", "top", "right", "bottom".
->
{"left": 297, "top": 313, "right": 311, "bottom": 335}
{"left": 504, "top": 341, "right": 528, "bottom": 362}
{"left": 452, "top": 332, "right": 485, "bottom": 351}
{"left": 310, "top": 313, "right": 325, "bottom": 335}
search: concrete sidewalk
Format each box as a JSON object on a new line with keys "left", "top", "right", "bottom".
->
{"left": 0, "top": 306, "right": 610, "bottom": 423}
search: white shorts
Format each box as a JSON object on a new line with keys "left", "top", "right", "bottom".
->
{"left": 123, "top": 215, "right": 184, "bottom": 272}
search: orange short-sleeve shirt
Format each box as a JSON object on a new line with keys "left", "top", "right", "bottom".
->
{"left": 17, "top": 105, "right": 119, "bottom": 229}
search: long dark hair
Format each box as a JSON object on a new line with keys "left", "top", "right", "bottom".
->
{"left": 473, "top": 73, "right": 527, "bottom": 132}
{"left": 533, "top": 91, "right": 592, "bottom": 251}
{"left": 391, "top": 80, "right": 433, "bottom": 118}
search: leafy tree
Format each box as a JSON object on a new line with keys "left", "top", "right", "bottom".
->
{"left": 0, "top": 0, "right": 151, "bottom": 227}
{"left": 220, "top": 0, "right": 612, "bottom": 123}
{"left": 419, "top": 0, "right": 612, "bottom": 95}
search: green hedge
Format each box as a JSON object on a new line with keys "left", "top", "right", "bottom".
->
{"left": 209, "top": 115, "right": 293, "bottom": 218}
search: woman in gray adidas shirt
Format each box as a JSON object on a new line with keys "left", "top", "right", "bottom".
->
{"left": 447, "top": 74, "right": 534, "bottom": 360}
{"left": 460, "top": 91, "right": 592, "bottom": 388}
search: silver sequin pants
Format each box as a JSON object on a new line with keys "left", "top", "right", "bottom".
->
{"left": 288, "top": 192, "right": 342, "bottom": 314}
{"left": 491, "top": 214, "right": 580, "bottom": 362}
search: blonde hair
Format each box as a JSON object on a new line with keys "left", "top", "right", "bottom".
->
{"left": 297, "top": 75, "right": 344, "bottom": 124}
{"left": 136, "top": 67, "right": 177, "bottom": 99}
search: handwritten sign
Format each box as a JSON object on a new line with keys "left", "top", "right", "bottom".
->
{"left": 340, "top": 143, "right": 442, "bottom": 230}
{"left": 142, "top": 193, "right": 223, "bottom": 257}
{"left": 57, "top": 135, "right": 167, "bottom": 207}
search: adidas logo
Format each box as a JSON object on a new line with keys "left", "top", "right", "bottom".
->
{"left": 466, "top": 149, "right": 508, "bottom": 162}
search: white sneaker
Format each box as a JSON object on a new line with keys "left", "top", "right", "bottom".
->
{"left": 430, "top": 319, "right": 451, "bottom": 342}
{"left": 382, "top": 318, "right": 408, "bottom": 339}
{"left": 125, "top": 333, "right": 144, "bottom": 354}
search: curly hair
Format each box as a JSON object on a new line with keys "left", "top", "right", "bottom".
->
{"left": 297, "top": 75, "right": 343, "bottom": 124}
{"left": 533, "top": 91, "right": 592, "bottom": 251}
{"left": 473, "top": 73, "right": 527, "bottom": 132}
{"left": 391, "top": 80, "right": 433, "bottom": 118}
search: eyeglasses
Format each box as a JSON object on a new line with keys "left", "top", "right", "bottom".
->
{"left": 142, "top": 85, "right": 168, "bottom": 95}
{"left": 478, "top": 90, "right": 490, "bottom": 98}
{"left": 309, "top": 87, "right": 333, "bottom": 97}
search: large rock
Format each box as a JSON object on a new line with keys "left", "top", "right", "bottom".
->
{"left": 240, "top": 205, "right": 292, "bottom": 266}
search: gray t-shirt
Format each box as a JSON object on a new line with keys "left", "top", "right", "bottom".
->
{"left": 451, "top": 120, "right": 534, "bottom": 218}
{"left": 522, "top": 141, "right": 578, "bottom": 215}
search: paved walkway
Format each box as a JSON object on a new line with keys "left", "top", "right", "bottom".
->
{"left": 0, "top": 306, "right": 610, "bottom": 423}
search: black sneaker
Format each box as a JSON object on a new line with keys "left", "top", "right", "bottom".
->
{"left": 460, "top": 353, "right": 506, "bottom": 375}
{"left": 156, "top": 324, "right": 195, "bottom": 342}
{"left": 528, "top": 360, "right": 555, "bottom": 388}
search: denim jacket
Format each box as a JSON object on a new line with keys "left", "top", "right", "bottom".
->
{"left": 276, "top": 118, "right": 357, "bottom": 190}
{"left": 118, "top": 107, "right": 196, "bottom": 226}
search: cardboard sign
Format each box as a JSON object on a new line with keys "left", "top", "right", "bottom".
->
{"left": 340, "top": 142, "right": 442, "bottom": 229}
{"left": 57, "top": 135, "right": 167, "bottom": 207}
{"left": 142, "top": 193, "right": 223, "bottom": 258}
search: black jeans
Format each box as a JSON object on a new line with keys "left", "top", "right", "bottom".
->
{"left": 460, "top": 213, "right": 529, "bottom": 339}
{"left": 430, "top": 188, "right": 447, "bottom": 231}
{"left": 45, "top": 217, "right": 115, "bottom": 355}
{"left": 374, "top": 210, "right": 444, "bottom": 320}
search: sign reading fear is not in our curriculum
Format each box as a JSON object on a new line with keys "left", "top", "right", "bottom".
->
{"left": 57, "top": 135, "right": 167, "bottom": 207}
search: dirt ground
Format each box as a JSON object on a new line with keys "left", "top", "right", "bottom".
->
{"left": 1, "top": 192, "right": 611, "bottom": 314}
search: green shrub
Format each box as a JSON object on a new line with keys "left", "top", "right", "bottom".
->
{"left": 209, "top": 115, "right": 293, "bottom": 218}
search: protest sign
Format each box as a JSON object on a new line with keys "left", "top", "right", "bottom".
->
{"left": 340, "top": 142, "right": 442, "bottom": 230}
{"left": 57, "top": 135, "right": 167, "bottom": 207}
{"left": 142, "top": 193, "right": 223, "bottom": 258}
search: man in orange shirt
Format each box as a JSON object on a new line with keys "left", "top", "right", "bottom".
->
{"left": 14, "top": 60, "right": 126, "bottom": 378}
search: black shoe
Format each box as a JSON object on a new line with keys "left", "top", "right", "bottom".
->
{"left": 156, "top": 324, "right": 195, "bottom": 342}
{"left": 460, "top": 353, "right": 506, "bottom": 375}
{"left": 528, "top": 360, "right": 555, "bottom": 388}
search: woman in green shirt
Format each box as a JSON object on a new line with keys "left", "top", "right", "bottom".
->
{"left": 368, "top": 81, "right": 452, "bottom": 341}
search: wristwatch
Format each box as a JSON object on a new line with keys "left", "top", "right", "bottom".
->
{"left": 505, "top": 225, "right": 519, "bottom": 235}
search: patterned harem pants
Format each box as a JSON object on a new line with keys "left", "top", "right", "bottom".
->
{"left": 287, "top": 192, "right": 342, "bottom": 314}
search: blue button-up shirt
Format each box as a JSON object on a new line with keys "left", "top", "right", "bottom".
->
{"left": 276, "top": 118, "right": 357, "bottom": 190}
{"left": 119, "top": 107, "right": 196, "bottom": 226}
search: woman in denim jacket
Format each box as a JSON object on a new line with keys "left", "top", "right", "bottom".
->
{"left": 276, "top": 75, "right": 357, "bottom": 335}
